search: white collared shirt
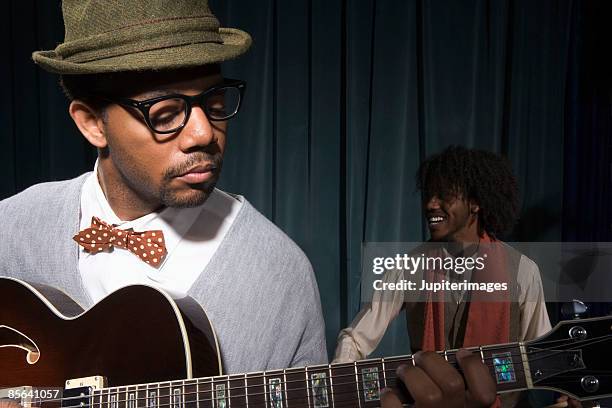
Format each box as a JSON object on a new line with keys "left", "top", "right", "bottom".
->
{"left": 78, "top": 162, "right": 243, "bottom": 303}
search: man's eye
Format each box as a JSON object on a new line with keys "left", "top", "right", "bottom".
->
{"left": 151, "top": 110, "right": 179, "bottom": 123}
{"left": 148, "top": 101, "right": 186, "bottom": 130}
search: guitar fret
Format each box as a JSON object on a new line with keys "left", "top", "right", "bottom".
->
{"left": 352, "top": 362, "right": 361, "bottom": 408}
{"left": 329, "top": 362, "right": 357, "bottom": 408}
{"left": 197, "top": 378, "right": 213, "bottom": 408}
{"left": 92, "top": 389, "right": 102, "bottom": 408}
{"left": 111, "top": 388, "right": 115, "bottom": 408}
{"left": 355, "top": 359, "right": 384, "bottom": 408}
{"left": 263, "top": 372, "right": 268, "bottom": 408}
{"left": 110, "top": 389, "right": 118, "bottom": 408}
{"left": 213, "top": 377, "right": 229, "bottom": 408}
{"left": 266, "top": 370, "right": 284, "bottom": 408}
{"left": 381, "top": 358, "right": 388, "bottom": 388}
{"left": 283, "top": 369, "right": 289, "bottom": 408}
{"left": 519, "top": 342, "right": 533, "bottom": 389}
{"left": 126, "top": 386, "right": 137, "bottom": 408}
{"left": 285, "top": 367, "right": 309, "bottom": 407}
{"left": 122, "top": 387, "right": 129, "bottom": 408}
{"left": 380, "top": 356, "right": 412, "bottom": 406}
{"left": 445, "top": 350, "right": 458, "bottom": 367}
{"left": 308, "top": 364, "right": 332, "bottom": 408}
{"left": 245, "top": 372, "right": 265, "bottom": 408}
{"left": 305, "top": 366, "right": 312, "bottom": 408}
{"left": 210, "top": 378, "right": 215, "bottom": 408}
{"left": 327, "top": 365, "right": 334, "bottom": 408}
{"left": 195, "top": 380, "right": 201, "bottom": 408}
{"left": 159, "top": 382, "right": 170, "bottom": 408}
{"left": 223, "top": 376, "right": 227, "bottom": 408}
{"left": 169, "top": 381, "right": 182, "bottom": 408}
{"left": 229, "top": 374, "right": 246, "bottom": 408}
{"left": 103, "top": 389, "right": 109, "bottom": 408}
{"left": 244, "top": 374, "right": 249, "bottom": 408}
{"left": 136, "top": 385, "right": 147, "bottom": 408}
{"left": 183, "top": 380, "right": 198, "bottom": 408}
{"left": 210, "top": 379, "right": 215, "bottom": 408}
{"left": 147, "top": 384, "right": 159, "bottom": 408}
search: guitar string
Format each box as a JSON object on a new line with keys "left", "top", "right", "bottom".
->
{"left": 40, "top": 364, "right": 611, "bottom": 408}
{"left": 42, "top": 359, "right": 612, "bottom": 408}
{"left": 30, "top": 387, "right": 414, "bottom": 408}
{"left": 36, "top": 333, "right": 612, "bottom": 407}
{"left": 42, "top": 378, "right": 491, "bottom": 408}
{"left": 46, "top": 357, "right": 611, "bottom": 408}
{"left": 47, "top": 365, "right": 612, "bottom": 408}
{"left": 33, "top": 392, "right": 410, "bottom": 408}
{"left": 50, "top": 370, "right": 612, "bottom": 408}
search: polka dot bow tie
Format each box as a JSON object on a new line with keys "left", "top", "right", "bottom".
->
{"left": 73, "top": 216, "right": 168, "bottom": 267}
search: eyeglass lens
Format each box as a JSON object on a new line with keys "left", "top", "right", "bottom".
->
{"left": 147, "top": 86, "right": 242, "bottom": 133}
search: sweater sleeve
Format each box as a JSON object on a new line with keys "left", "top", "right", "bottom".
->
{"left": 289, "top": 261, "right": 329, "bottom": 367}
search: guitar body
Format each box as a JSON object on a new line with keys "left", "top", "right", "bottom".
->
{"left": 0, "top": 277, "right": 221, "bottom": 387}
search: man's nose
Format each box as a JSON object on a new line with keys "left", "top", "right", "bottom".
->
{"left": 178, "top": 106, "right": 216, "bottom": 151}
{"left": 426, "top": 195, "right": 441, "bottom": 209}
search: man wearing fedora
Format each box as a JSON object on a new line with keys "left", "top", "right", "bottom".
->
{"left": 0, "top": 0, "right": 327, "bottom": 375}
{"left": 0, "top": 0, "right": 501, "bottom": 406}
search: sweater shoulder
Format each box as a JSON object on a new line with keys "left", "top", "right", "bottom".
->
{"left": 0, "top": 174, "right": 89, "bottom": 221}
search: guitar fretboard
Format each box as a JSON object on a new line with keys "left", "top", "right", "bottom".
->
{"left": 90, "top": 344, "right": 527, "bottom": 408}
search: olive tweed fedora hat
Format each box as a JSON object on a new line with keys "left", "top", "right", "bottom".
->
{"left": 32, "top": 0, "right": 252, "bottom": 74}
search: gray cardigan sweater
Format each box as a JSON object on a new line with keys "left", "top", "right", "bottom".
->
{"left": 0, "top": 174, "right": 327, "bottom": 373}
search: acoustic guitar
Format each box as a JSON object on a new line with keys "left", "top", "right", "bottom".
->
{"left": 1, "top": 277, "right": 611, "bottom": 407}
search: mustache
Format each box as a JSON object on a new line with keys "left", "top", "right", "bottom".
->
{"left": 163, "top": 152, "right": 223, "bottom": 180}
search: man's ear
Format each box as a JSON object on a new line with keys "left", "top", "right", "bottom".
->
{"left": 470, "top": 201, "right": 480, "bottom": 215}
{"left": 69, "top": 100, "right": 108, "bottom": 148}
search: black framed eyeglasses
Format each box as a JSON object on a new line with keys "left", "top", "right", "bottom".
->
{"left": 105, "top": 78, "right": 246, "bottom": 134}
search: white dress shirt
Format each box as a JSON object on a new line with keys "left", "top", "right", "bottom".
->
{"left": 78, "top": 163, "right": 243, "bottom": 303}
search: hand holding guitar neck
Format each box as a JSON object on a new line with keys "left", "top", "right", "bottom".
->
{"left": 380, "top": 349, "right": 497, "bottom": 408}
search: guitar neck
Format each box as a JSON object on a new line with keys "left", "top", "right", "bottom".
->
{"left": 92, "top": 344, "right": 527, "bottom": 408}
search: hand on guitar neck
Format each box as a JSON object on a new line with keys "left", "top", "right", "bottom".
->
{"left": 378, "top": 350, "right": 586, "bottom": 408}
{"left": 380, "top": 349, "right": 497, "bottom": 408}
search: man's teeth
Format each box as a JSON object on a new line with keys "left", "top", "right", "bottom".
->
{"left": 429, "top": 216, "right": 444, "bottom": 223}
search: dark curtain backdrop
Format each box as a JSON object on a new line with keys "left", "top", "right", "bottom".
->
{"left": 1, "top": 0, "right": 610, "bottom": 358}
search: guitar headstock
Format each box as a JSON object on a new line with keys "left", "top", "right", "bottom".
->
{"left": 525, "top": 315, "right": 612, "bottom": 401}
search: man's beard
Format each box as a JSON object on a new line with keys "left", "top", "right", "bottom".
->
{"left": 159, "top": 151, "right": 223, "bottom": 208}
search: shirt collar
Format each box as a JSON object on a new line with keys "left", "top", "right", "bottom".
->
{"left": 80, "top": 160, "right": 205, "bottom": 268}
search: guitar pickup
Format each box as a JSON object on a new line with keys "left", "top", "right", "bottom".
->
{"left": 65, "top": 376, "right": 106, "bottom": 390}
{"left": 61, "top": 377, "right": 106, "bottom": 408}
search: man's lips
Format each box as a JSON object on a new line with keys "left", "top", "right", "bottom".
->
{"left": 175, "top": 164, "right": 217, "bottom": 184}
{"left": 427, "top": 214, "right": 447, "bottom": 227}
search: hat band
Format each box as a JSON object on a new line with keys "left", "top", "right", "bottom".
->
{"left": 56, "top": 15, "right": 223, "bottom": 63}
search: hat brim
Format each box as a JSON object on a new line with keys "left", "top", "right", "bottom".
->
{"left": 32, "top": 28, "right": 251, "bottom": 75}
